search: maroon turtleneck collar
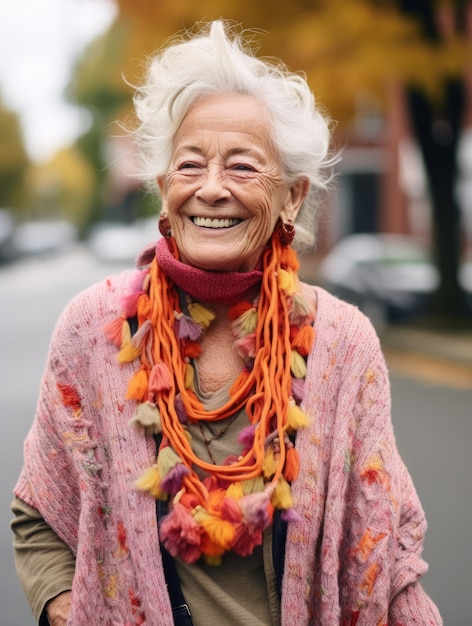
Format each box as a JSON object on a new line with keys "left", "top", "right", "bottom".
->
{"left": 138, "top": 238, "right": 263, "bottom": 305}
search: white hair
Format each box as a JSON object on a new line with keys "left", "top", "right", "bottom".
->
{"left": 132, "top": 20, "right": 336, "bottom": 250}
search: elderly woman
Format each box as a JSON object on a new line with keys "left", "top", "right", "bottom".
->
{"left": 11, "top": 20, "right": 441, "bottom": 626}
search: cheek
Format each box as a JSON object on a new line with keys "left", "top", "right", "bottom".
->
{"left": 243, "top": 178, "right": 286, "bottom": 223}
{"left": 165, "top": 177, "right": 195, "bottom": 213}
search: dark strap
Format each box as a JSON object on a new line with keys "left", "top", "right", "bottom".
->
{"left": 272, "top": 509, "right": 288, "bottom": 598}
{"left": 160, "top": 544, "right": 193, "bottom": 626}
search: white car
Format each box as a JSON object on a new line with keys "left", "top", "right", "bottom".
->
{"left": 318, "top": 234, "right": 470, "bottom": 325}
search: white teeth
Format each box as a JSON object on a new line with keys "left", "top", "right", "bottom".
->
{"left": 192, "top": 217, "right": 241, "bottom": 228}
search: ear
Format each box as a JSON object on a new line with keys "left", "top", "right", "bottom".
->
{"left": 280, "top": 177, "right": 310, "bottom": 223}
{"left": 157, "top": 176, "right": 167, "bottom": 204}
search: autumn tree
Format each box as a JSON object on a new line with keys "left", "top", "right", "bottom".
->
{"left": 0, "top": 95, "right": 30, "bottom": 211}
{"left": 398, "top": 0, "right": 470, "bottom": 321}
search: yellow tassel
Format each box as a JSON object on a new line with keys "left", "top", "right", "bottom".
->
{"left": 187, "top": 302, "right": 215, "bottom": 328}
{"left": 226, "top": 482, "right": 244, "bottom": 499}
{"left": 192, "top": 505, "right": 209, "bottom": 524}
{"left": 117, "top": 343, "right": 141, "bottom": 364}
{"left": 242, "top": 476, "right": 265, "bottom": 495}
{"left": 271, "top": 477, "right": 293, "bottom": 509}
{"left": 135, "top": 464, "right": 164, "bottom": 499}
{"left": 157, "top": 446, "right": 182, "bottom": 477}
{"left": 129, "top": 401, "right": 162, "bottom": 437}
{"left": 231, "top": 307, "right": 258, "bottom": 338}
{"left": 117, "top": 319, "right": 141, "bottom": 362}
{"left": 290, "top": 349, "right": 307, "bottom": 378}
{"left": 277, "top": 269, "right": 296, "bottom": 295}
{"left": 287, "top": 400, "right": 309, "bottom": 431}
{"left": 201, "top": 516, "right": 235, "bottom": 552}
{"left": 184, "top": 363, "right": 196, "bottom": 392}
{"left": 126, "top": 367, "right": 149, "bottom": 401}
{"left": 262, "top": 448, "right": 278, "bottom": 478}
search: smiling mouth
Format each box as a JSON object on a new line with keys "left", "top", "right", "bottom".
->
{"left": 192, "top": 217, "right": 242, "bottom": 229}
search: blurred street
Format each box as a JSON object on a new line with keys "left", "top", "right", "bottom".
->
{"left": 1, "top": 247, "right": 471, "bottom": 625}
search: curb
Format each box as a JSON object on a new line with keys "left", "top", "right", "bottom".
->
{"left": 379, "top": 327, "right": 472, "bottom": 368}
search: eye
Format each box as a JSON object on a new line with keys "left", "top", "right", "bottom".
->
{"left": 232, "top": 164, "right": 255, "bottom": 172}
{"left": 179, "top": 162, "right": 199, "bottom": 170}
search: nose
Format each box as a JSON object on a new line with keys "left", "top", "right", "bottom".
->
{"left": 195, "top": 166, "right": 231, "bottom": 205}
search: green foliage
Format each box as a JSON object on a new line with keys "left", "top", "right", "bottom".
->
{"left": 0, "top": 97, "right": 30, "bottom": 210}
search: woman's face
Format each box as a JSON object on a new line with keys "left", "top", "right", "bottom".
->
{"left": 158, "top": 93, "right": 308, "bottom": 272}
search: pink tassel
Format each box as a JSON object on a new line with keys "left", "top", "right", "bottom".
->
{"left": 220, "top": 497, "right": 243, "bottom": 523}
{"left": 237, "top": 424, "right": 256, "bottom": 449}
{"left": 235, "top": 332, "right": 257, "bottom": 358}
{"left": 281, "top": 508, "right": 302, "bottom": 523}
{"left": 238, "top": 492, "right": 271, "bottom": 530}
{"left": 131, "top": 319, "right": 152, "bottom": 350}
{"left": 160, "top": 463, "right": 191, "bottom": 494}
{"left": 174, "top": 394, "right": 188, "bottom": 423}
{"left": 231, "top": 523, "right": 263, "bottom": 556}
{"left": 222, "top": 455, "right": 239, "bottom": 466}
{"left": 103, "top": 316, "right": 125, "bottom": 346}
{"left": 148, "top": 362, "right": 173, "bottom": 394}
{"left": 159, "top": 503, "right": 202, "bottom": 562}
{"left": 129, "top": 269, "right": 149, "bottom": 293}
{"left": 291, "top": 377, "right": 305, "bottom": 402}
{"left": 175, "top": 313, "right": 204, "bottom": 341}
{"left": 120, "top": 291, "right": 143, "bottom": 317}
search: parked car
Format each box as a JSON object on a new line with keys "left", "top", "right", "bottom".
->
{"left": 13, "top": 219, "right": 78, "bottom": 256}
{"left": 87, "top": 217, "right": 160, "bottom": 263}
{"left": 318, "top": 234, "right": 471, "bottom": 325}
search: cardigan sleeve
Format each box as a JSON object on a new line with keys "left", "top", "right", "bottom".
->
{"left": 389, "top": 582, "right": 443, "bottom": 624}
{"left": 302, "top": 291, "right": 442, "bottom": 624}
{"left": 345, "top": 310, "right": 442, "bottom": 623}
{"left": 10, "top": 496, "right": 75, "bottom": 624}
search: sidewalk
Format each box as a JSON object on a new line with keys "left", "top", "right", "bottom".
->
{"left": 379, "top": 325, "right": 472, "bottom": 389}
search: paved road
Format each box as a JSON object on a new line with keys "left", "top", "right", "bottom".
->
{"left": 1, "top": 247, "right": 470, "bottom": 625}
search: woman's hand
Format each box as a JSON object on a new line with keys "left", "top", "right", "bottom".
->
{"left": 46, "top": 591, "right": 71, "bottom": 626}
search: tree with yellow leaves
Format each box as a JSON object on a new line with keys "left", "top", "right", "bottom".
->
{"left": 0, "top": 95, "right": 30, "bottom": 211}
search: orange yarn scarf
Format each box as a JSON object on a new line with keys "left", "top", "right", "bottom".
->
{"left": 104, "top": 232, "right": 315, "bottom": 564}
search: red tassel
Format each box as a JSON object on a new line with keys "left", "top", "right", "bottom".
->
{"left": 181, "top": 340, "right": 203, "bottom": 359}
{"left": 228, "top": 301, "right": 253, "bottom": 320}
{"left": 103, "top": 316, "right": 125, "bottom": 346}
{"left": 290, "top": 325, "right": 315, "bottom": 356}
{"left": 148, "top": 362, "right": 173, "bottom": 394}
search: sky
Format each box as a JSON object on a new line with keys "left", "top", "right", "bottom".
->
{"left": 0, "top": 0, "right": 117, "bottom": 162}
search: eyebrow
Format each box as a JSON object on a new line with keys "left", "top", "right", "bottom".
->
{"left": 174, "top": 145, "right": 265, "bottom": 160}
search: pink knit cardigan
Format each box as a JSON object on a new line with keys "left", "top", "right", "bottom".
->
{"left": 14, "top": 268, "right": 442, "bottom": 625}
